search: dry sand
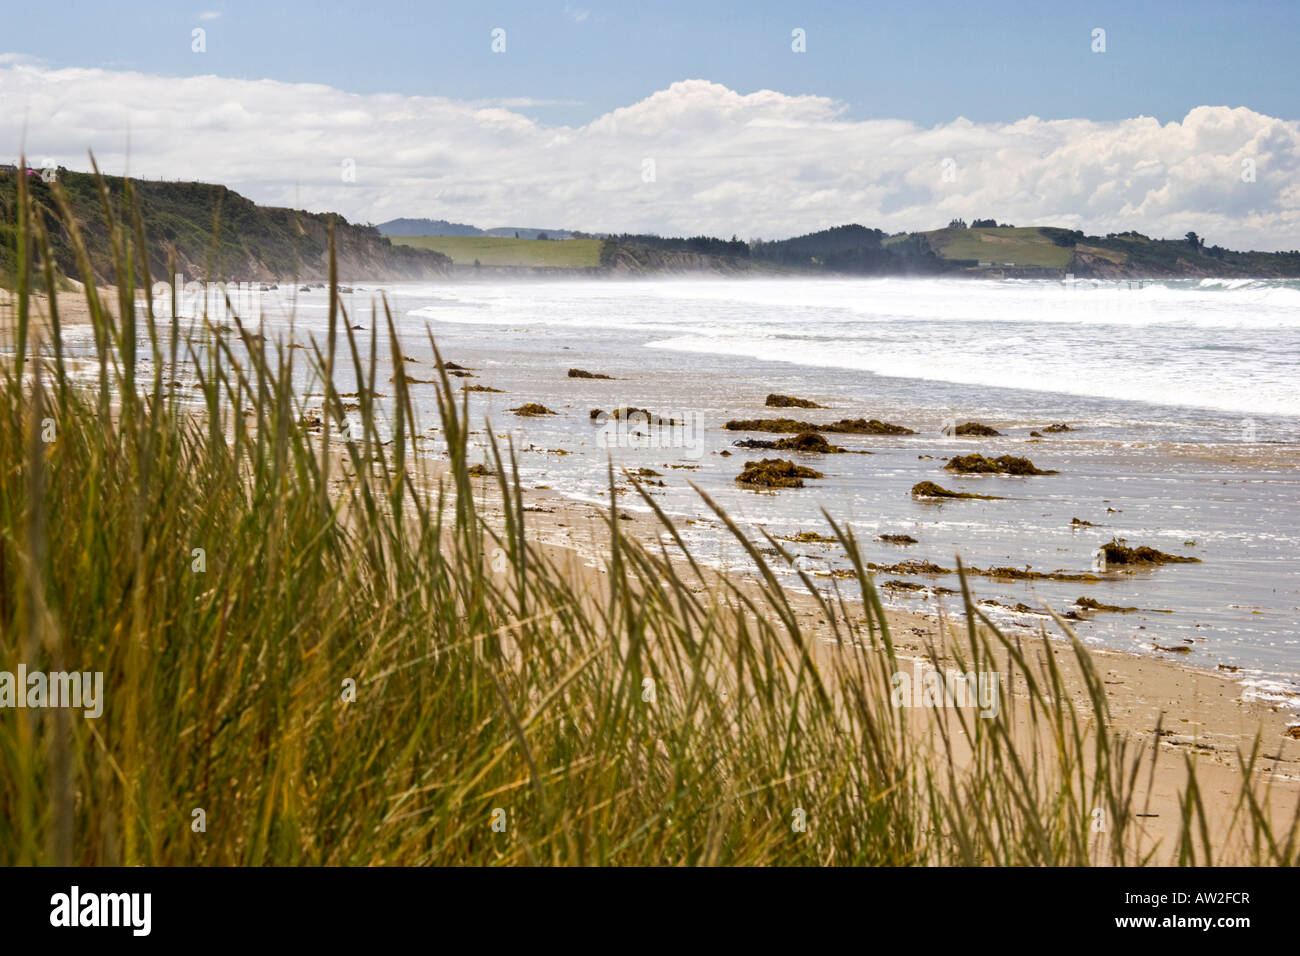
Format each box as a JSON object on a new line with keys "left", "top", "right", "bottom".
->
{"left": 0, "top": 288, "right": 145, "bottom": 332}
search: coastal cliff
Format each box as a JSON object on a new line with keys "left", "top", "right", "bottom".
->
{"left": 1, "top": 168, "right": 452, "bottom": 286}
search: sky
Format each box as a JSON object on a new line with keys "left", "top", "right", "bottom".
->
{"left": 3, "top": 1, "right": 1299, "bottom": 248}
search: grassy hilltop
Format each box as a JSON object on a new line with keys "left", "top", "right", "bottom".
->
{"left": 911, "top": 225, "right": 1076, "bottom": 269}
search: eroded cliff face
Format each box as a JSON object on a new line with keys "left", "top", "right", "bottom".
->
{"left": 160, "top": 215, "right": 452, "bottom": 283}
{"left": 1065, "top": 247, "right": 1300, "bottom": 280}
{"left": 1067, "top": 250, "right": 1224, "bottom": 279}
{"left": 601, "top": 243, "right": 774, "bottom": 275}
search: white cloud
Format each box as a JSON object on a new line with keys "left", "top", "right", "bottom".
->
{"left": 563, "top": 6, "right": 590, "bottom": 23}
{"left": 199, "top": 10, "right": 222, "bottom": 21}
{"left": 1, "top": 61, "right": 1296, "bottom": 249}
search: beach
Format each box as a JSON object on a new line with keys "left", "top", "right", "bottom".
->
{"left": 8, "top": 278, "right": 1300, "bottom": 861}
{"left": 12, "top": 279, "right": 1300, "bottom": 695}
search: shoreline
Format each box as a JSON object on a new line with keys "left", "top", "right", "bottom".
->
{"left": 7, "top": 289, "right": 1300, "bottom": 699}
{"left": 6, "top": 289, "right": 1299, "bottom": 687}
{"left": 472, "top": 474, "right": 1300, "bottom": 861}
{"left": 5, "top": 290, "right": 1300, "bottom": 861}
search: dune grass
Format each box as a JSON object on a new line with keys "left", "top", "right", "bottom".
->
{"left": 1, "top": 162, "right": 1297, "bottom": 866}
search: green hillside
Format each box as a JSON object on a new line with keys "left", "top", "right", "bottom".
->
{"left": 913, "top": 226, "right": 1075, "bottom": 268}
{"left": 1, "top": 166, "right": 452, "bottom": 286}
{"left": 392, "top": 235, "right": 603, "bottom": 268}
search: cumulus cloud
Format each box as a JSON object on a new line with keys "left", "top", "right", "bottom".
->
{"left": 1, "top": 61, "right": 1296, "bottom": 249}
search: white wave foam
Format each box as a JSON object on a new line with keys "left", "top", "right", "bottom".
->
{"left": 382, "top": 277, "right": 1300, "bottom": 416}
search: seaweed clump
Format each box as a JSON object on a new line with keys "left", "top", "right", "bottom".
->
{"left": 627, "top": 467, "right": 665, "bottom": 486}
{"left": 733, "top": 431, "right": 845, "bottom": 454}
{"left": 824, "top": 418, "right": 914, "bottom": 435}
{"left": 867, "top": 559, "right": 952, "bottom": 575}
{"left": 725, "top": 417, "right": 817, "bottom": 434}
{"left": 511, "top": 403, "right": 557, "bottom": 417}
{"left": 1075, "top": 596, "right": 1138, "bottom": 613}
{"left": 1099, "top": 538, "right": 1201, "bottom": 566}
{"left": 463, "top": 384, "right": 505, "bottom": 393}
{"left": 980, "top": 599, "right": 1036, "bottom": 613}
{"left": 910, "top": 481, "right": 1002, "bottom": 500}
{"left": 735, "top": 459, "right": 824, "bottom": 489}
{"left": 954, "top": 422, "right": 1002, "bottom": 436}
{"left": 974, "top": 567, "right": 1100, "bottom": 583}
{"left": 725, "top": 417, "right": 913, "bottom": 435}
{"left": 1043, "top": 423, "right": 1073, "bottom": 433}
{"left": 878, "top": 533, "right": 918, "bottom": 545}
{"left": 777, "top": 531, "right": 837, "bottom": 543}
{"left": 945, "top": 454, "right": 1057, "bottom": 475}
{"left": 591, "top": 407, "right": 682, "bottom": 425}
{"left": 765, "top": 393, "right": 825, "bottom": 409}
{"left": 568, "top": 368, "right": 613, "bottom": 379}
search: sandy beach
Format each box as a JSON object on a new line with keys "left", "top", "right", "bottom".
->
{"left": 5, "top": 283, "right": 1299, "bottom": 863}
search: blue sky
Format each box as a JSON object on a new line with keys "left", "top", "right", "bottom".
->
{"left": 4, "top": 1, "right": 1299, "bottom": 245}
{"left": 7, "top": 0, "right": 1300, "bottom": 127}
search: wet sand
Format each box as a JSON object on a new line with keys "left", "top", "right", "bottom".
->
{"left": 487, "top": 482, "right": 1300, "bottom": 862}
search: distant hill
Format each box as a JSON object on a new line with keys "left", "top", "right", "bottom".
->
{"left": 378, "top": 217, "right": 484, "bottom": 237}
{"left": 375, "top": 215, "right": 1300, "bottom": 278}
{"left": 377, "top": 218, "right": 578, "bottom": 240}
{"left": 386, "top": 231, "right": 775, "bottom": 275}
{"left": 1, "top": 168, "right": 453, "bottom": 286}
{"left": 392, "top": 235, "right": 602, "bottom": 270}
{"left": 11, "top": 168, "right": 1298, "bottom": 287}
{"left": 751, "top": 224, "right": 944, "bottom": 274}
{"left": 900, "top": 224, "right": 1300, "bottom": 278}
{"left": 480, "top": 227, "right": 578, "bottom": 240}
{"left": 748, "top": 222, "right": 1300, "bottom": 278}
